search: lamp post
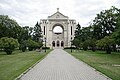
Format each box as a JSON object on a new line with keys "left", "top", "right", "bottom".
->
{"left": 45, "top": 37, "right": 46, "bottom": 52}
{"left": 71, "top": 37, "right": 72, "bottom": 53}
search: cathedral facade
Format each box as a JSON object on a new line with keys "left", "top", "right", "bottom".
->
{"left": 40, "top": 8, "right": 76, "bottom": 49}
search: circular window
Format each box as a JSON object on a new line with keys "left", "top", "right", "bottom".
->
{"left": 53, "top": 26, "right": 63, "bottom": 33}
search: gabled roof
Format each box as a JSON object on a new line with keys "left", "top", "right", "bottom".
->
{"left": 48, "top": 8, "right": 68, "bottom": 19}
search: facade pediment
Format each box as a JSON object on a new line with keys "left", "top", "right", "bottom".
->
{"left": 40, "top": 8, "right": 76, "bottom": 49}
{"left": 48, "top": 11, "right": 68, "bottom": 20}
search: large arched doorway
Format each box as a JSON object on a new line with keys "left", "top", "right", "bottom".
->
{"left": 52, "top": 41, "right": 55, "bottom": 47}
{"left": 57, "top": 40, "right": 60, "bottom": 47}
{"left": 61, "top": 41, "right": 64, "bottom": 47}
{"left": 52, "top": 23, "right": 64, "bottom": 48}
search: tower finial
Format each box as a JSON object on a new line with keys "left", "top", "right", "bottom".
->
{"left": 57, "top": 8, "right": 59, "bottom": 12}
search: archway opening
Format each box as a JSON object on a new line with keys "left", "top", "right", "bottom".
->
{"left": 57, "top": 40, "right": 60, "bottom": 47}
{"left": 52, "top": 41, "right": 55, "bottom": 47}
{"left": 61, "top": 41, "right": 64, "bottom": 47}
{"left": 53, "top": 26, "right": 63, "bottom": 34}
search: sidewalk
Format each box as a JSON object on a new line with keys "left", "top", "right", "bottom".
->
{"left": 19, "top": 49, "right": 111, "bottom": 80}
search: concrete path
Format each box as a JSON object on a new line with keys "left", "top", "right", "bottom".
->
{"left": 20, "top": 49, "right": 111, "bottom": 80}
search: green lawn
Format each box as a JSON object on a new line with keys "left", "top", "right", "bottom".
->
{"left": 0, "top": 49, "right": 52, "bottom": 80}
{"left": 65, "top": 49, "right": 120, "bottom": 80}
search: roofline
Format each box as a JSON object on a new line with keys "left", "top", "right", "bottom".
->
{"left": 47, "top": 11, "right": 68, "bottom": 18}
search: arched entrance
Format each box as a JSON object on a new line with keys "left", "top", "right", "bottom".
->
{"left": 52, "top": 41, "right": 55, "bottom": 47}
{"left": 61, "top": 41, "right": 64, "bottom": 47}
{"left": 57, "top": 40, "right": 60, "bottom": 47}
{"left": 52, "top": 23, "right": 64, "bottom": 48}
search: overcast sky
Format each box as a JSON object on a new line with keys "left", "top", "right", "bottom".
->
{"left": 0, "top": 0, "right": 120, "bottom": 27}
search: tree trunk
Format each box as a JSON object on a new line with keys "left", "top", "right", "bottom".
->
{"left": 106, "top": 46, "right": 111, "bottom": 54}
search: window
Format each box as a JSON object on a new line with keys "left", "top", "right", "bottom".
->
{"left": 53, "top": 26, "right": 63, "bottom": 33}
{"left": 71, "top": 26, "right": 72, "bottom": 35}
{"left": 44, "top": 26, "right": 45, "bottom": 35}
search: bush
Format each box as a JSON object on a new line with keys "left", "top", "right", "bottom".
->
{"left": 0, "top": 37, "right": 19, "bottom": 54}
{"left": 82, "top": 41, "right": 88, "bottom": 51}
{"left": 64, "top": 47, "right": 76, "bottom": 49}
{"left": 42, "top": 47, "right": 50, "bottom": 49}
{"left": 27, "top": 39, "right": 43, "bottom": 51}
{"left": 96, "top": 36, "right": 115, "bottom": 54}
{"left": 19, "top": 40, "right": 27, "bottom": 52}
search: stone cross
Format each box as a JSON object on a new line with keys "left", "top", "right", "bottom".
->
{"left": 57, "top": 8, "right": 59, "bottom": 12}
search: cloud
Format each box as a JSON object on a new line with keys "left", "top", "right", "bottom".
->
{"left": 0, "top": 0, "right": 119, "bottom": 27}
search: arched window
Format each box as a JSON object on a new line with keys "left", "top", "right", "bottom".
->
{"left": 44, "top": 26, "right": 45, "bottom": 35}
{"left": 53, "top": 26, "right": 63, "bottom": 33}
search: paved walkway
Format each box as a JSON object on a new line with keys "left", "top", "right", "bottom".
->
{"left": 20, "top": 49, "right": 111, "bottom": 80}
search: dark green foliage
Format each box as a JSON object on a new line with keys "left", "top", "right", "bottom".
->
{"left": 73, "top": 6, "right": 120, "bottom": 53}
{"left": 27, "top": 39, "right": 43, "bottom": 51}
{"left": 33, "top": 22, "right": 42, "bottom": 42}
{"left": 73, "top": 23, "right": 82, "bottom": 49}
{"left": 93, "top": 6, "right": 120, "bottom": 40}
{"left": 0, "top": 15, "right": 21, "bottom": 39}
{"left": 42, "top": 47, "right": 50, "bottom": 49}
{"left": 19, "top": 40, "right": 27, "bottom": 52}
{"left": 64, "top": 47, "right": 76, "bottom": 49}
{"left": 0, "top": 37, "right": 19, "bottom": 54}
{"left": 72, "top": 38, "right": 80, "bottom": 49}
{"left": 96, "top": 36, "right": 115, "bottom": 54}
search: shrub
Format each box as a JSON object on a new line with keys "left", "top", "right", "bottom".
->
{"left": 19, "top": 40, "right": 28, "bottom": 52}
{"left": 64, "top": 47, "right": 76, "bottom": 49}
{"left": 0, "top": 37, "right": 19, "bottom": 54}
{"left": 42, "top": 47, "right": 50, "bottom": 49}
{"left": 27, "top": 39, "right": 43, "bottom": 51}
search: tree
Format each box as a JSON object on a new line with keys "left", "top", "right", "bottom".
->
{"left": 96, "top": 36, "right": 115, "bottom": 54}
{"left": 72, "top": 38, "right": 80, "bottom": 49}
{"left": 0, "top": 37, "right": 19, "bottom": 54}
{"left": 73, "top": 23, "right": 82, "bottom": 49}
{"left": 33, "top": 22, "right": 42, "bottom": 42}
{"left": 19, "top": 40, "right": 27, "bottom": 52}
{"left": 112, "top": 28, "right": 120, "bottom": 45}
{"left": 0, "top": 15, "right": 21, "bottom": 39}
{"left": 83, "top": 39, "right": 96, "bottom": 51}
{"left": 92, "top": 6, "right": 120, "bottom": 40}
{"left": 27, "top": 39, "right": 42, "bottom": 51}
{"left": 82, "top": 41, "right": 89, "bottom": 51}
{"left": 112, "top": 14, "right": 120, "bottom": 46}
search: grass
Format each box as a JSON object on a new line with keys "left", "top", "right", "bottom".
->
{"left": 0, "top": 49, "right": 52, "bottom": 80}
{"left": 65, "top": 49, "right": 120, "bottom": 80}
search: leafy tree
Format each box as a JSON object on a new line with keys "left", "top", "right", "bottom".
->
{"left": 84, "top": 39, "right": 96, "bottom": 52}
{"left": 0, "top": 15, "right": 21, "bottom": 39}
{"left": 0, "top": 37, "right": 19, "bottom": 54}
{"left": 92, "top": 6, "right": 120, "bottom": 40}
{"left": 112, "top": 28, "right": 120, "bottom": 45}
{"left": 27, "top": 39, "right": 42, "bottom": 51}
{"left": 72, "top": 38, "right": 80, "bottom": 49}
{"left": 82, "top": 41, "right": 89, "bottom": 51}
{"left": 96, "top": 36, "right": 115, "bottom": 54}
{"left": 81, "top": 26, "right": 93, "bottom": 41}
{"left": 19, "top": 40, "right": 27, "bottom": 52}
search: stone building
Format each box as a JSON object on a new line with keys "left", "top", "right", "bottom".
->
{"left": 40, "top": 8, "right": 76, "bottom": 49}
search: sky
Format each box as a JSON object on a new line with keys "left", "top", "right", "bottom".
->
{"left": 0, "top": 0, "right": 120, "bottom": 27}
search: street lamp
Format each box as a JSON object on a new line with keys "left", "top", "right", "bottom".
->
{"left": 71, "top": 37, "right": 72, "bottom": 52}
{"left": 44, "top": 37, "right": 46, "bottom": 52}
